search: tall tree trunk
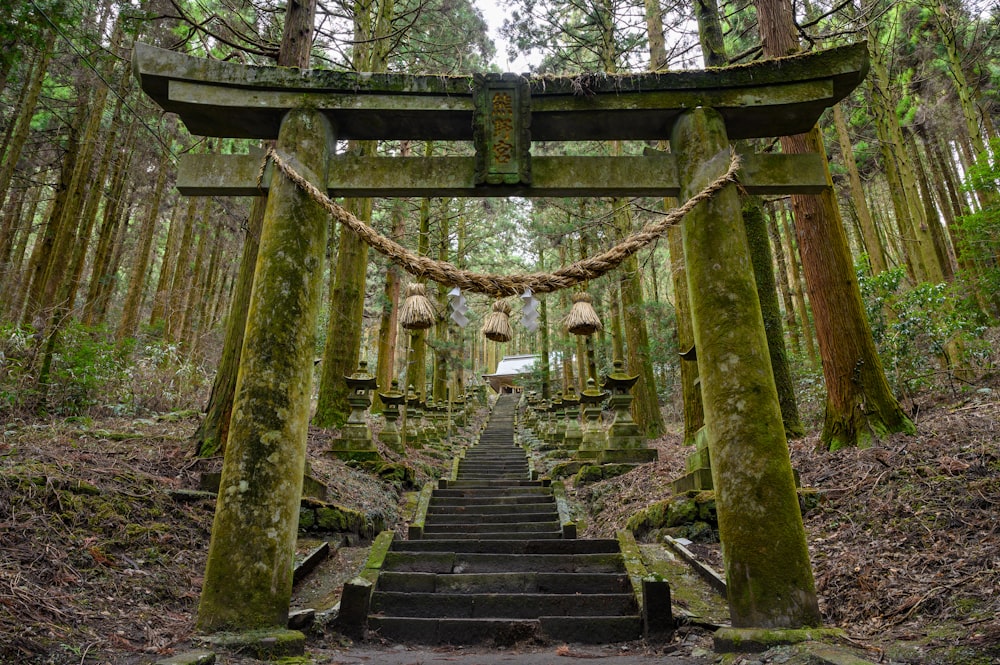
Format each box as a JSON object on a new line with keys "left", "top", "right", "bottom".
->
{"left": 765, "top": 203, "right": 801, "bottom": 356}
{"left": 118, "top": 150, "right": 171, "bottom": 342}
{"left": 165, "top": 197, "right": 200, "bottom": 343}
{"left": 0, "top": 30, "right": 54, "bottom": 209}
{"left": 149, "top": 195, "right": 185, "bottom": 329}
{"left": 0, "top": 181, "right": 40, "bottom": 313}
{"left": 833, "top": 103, "right": 887, "bottom": 275}
{"left": 756, "top": 0, "right": 914, "bottom": 449}
{"left": 906, "top": 128, "right": 954, "bottom": 281}
{"left": 373, "top": 199, "right": 405, "bottom": 413}
{"left": 21, "top": 99, "right": 85, "bottom": 326}
{"left": 744, "top": 200, "right": 804, "bottom": 437}
{"left": 195, "top": 198, "right": 265, "bottom": 457}
{"left": 83, "top": 126, "right": 136, "bottom": 325}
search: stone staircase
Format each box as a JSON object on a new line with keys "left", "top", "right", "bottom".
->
{"left": 363, "top": 394, "right": 653, "bottom": 644}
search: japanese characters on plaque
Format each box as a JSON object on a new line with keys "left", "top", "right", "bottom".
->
{"left": 473, "top": 74, "right": 531, "bottom": 186}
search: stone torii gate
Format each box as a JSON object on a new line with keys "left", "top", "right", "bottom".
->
{"left": 133, "top": 43, "right": 868, "bottom": 635}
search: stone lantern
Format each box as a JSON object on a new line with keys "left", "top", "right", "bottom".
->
{"left": 600, "top": 359, "right": 657, "bottom": 464}
{"left": 329, "top": 360, "right": 381, "bottom": 461}
{"left": 405, "top": 386, "right": 425, "bottom": 449}
{"left": 378, "top": 379, "right": 407, "bottom": 454}
{"left": 547, "top": 392, "right": 565, "bottom": 448}
{"left": 561, "top": 385, "right": 583, "bottom": 454}
{"left": 575, "top": 378, "right": 608, "bottom": 460}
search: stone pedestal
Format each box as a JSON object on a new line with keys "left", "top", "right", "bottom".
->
{"left": 549, "top": 394, "right": 566, "bottom": 448}
{"left": 671, "top": 427, "right": 714, "bottom": 493}
{"left": 453, "top": 396, "right": 467, "bottom": 427}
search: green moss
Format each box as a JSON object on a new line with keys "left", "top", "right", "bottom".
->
{"left": 574, "top": 465, "right": 604, "bottom": 484}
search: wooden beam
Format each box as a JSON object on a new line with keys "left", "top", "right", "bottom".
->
{"left": 176, "top": 152, "right": 828, "bottom": 197}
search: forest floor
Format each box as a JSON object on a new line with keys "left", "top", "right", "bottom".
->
{"left": 2, "top": 380, "right": 999, "bottom": 664}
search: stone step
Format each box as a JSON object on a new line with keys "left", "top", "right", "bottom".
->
{"left": 423, "top": 521, "right": 560, "bottom": 534}
{"left": 359, "top": 394, "right": 652, "bottom": 646}
{"left": 391, "top": 539, "right": 620, "bottom": 554}
{"left": 429, "top": 495, "right": 554, "bottom": 507}
{"left": 376, "top": 571, "right": 630, "bottom": 594}
{"left": 427, "top": 501, "right": 556, "bottom": 515}
{"left": 370, "top": 591, "right": 637, "bottom": 618}
{"left": 427, "top": 511, "right": 557, "bottom": 524}
{"left": 434, "top": 487, "right": 550, "bottom": 497}
{"left": 382, "top": 552, "right": 625, "bottom": 573}
{"left": 366, "top": 616, "right": 642, "bottom": 645}
{"left": 446, "top": 480, "right": 543, "bottom": 488}
{"left": 421, "top": 530, "right": 563, "bottom": 541}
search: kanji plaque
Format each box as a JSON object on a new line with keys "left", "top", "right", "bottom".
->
{"left": 473, "top": 74, "right": 531, "bottom": 186}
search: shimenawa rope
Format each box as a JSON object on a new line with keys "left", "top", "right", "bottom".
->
{"left": 260, "top": 147, "right": 742, "bottom": 298}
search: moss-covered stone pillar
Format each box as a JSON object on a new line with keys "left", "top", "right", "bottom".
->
{"left": 671, "top": 107, "right": 821, "bottom": 629}
{"left": 197, "top": 108, "right": 334, "bottom": 632}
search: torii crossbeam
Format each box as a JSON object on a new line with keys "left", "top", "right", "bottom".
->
{"left": 133, "top": 42, "right": 868, "bottom": 198}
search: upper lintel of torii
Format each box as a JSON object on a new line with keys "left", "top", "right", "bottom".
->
{"left": 132, "top": 42, "right": 868, "bottom": 143}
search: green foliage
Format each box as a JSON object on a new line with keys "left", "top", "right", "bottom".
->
{"left": 956, "top": 139, "right": 1000, "bottom": 306}
{"left": 0, "top": 323, "right": 208, "bottom": 418}
{"left": 858, "top": 267, "right": 990, "bottom": 396}
{"left": 45, "top": 323, "right": 128, "bottom": 414}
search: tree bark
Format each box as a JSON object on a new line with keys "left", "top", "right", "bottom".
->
{"left": 117, "top": 150, "right": 170, "bottom": 342}
{"left": 755, "top": 0, "right": 914, "bottom": 449}
{"left": 832, "top": 103, "right": 887, "bottom": 275}
{"left": 195, "top": 199, "right": 265, "bottom": 457}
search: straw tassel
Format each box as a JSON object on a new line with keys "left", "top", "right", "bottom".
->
{"left": 399, "top": 282, "right": 436, "bottom": 330}
{"left": 482, "top": 299, "right": 513, "bottom": 342}
{"left": 566, "top": 292, "right": 602, "bottom": 335}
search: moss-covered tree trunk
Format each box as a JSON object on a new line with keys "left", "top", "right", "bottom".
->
{"left": 0, "top": 30, "right": 53, "bottom": 209}
{"left": 866, "top": 38, "right": 943, "bottom": 283}
{"left": 373, "top": 199, "right": 405, "bottom": 413}
{"left": 674, "top": 107, "right": 821, "bottom": 629}
{"left": 765, "top": 204, "right": 801, "bottom": 356}
{"left": 906, "top": 129, "right": 955, "bottom": 281}
{"left": 314, "top": 192, "right": 370, "bottom": 427}
{"left": 148, "top": 196, "right": 183, "bottom": 329}
{"left": 743, "top": 200, "right": 804, "bottom": 438}
{"left": 755, "top": 0, "right": 915, "bottom": 449}
{"left": 668, "top": 225, "right": 703, "bottom": 445}
{"left": 194, "top": 197, "right": 265, "bottom": 457}
{"left": 779, "top": 207, "right": 818, "bottom": 366}
{"left": 117, "top": 150, "right": 170, "bottom": 342}
{"left": 832, "top": 103, "right": 887, "bottom": 275}
{"left": 197, "top": 107, "right": 333, "bottom": 632}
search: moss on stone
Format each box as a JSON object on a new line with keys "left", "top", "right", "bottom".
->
{"left": 673, "top": 107, "right": 820, "bottom": 629}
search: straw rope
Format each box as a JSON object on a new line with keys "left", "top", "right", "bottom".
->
{"left": 262, "top": 147, "right": 742, "bottom": 298}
